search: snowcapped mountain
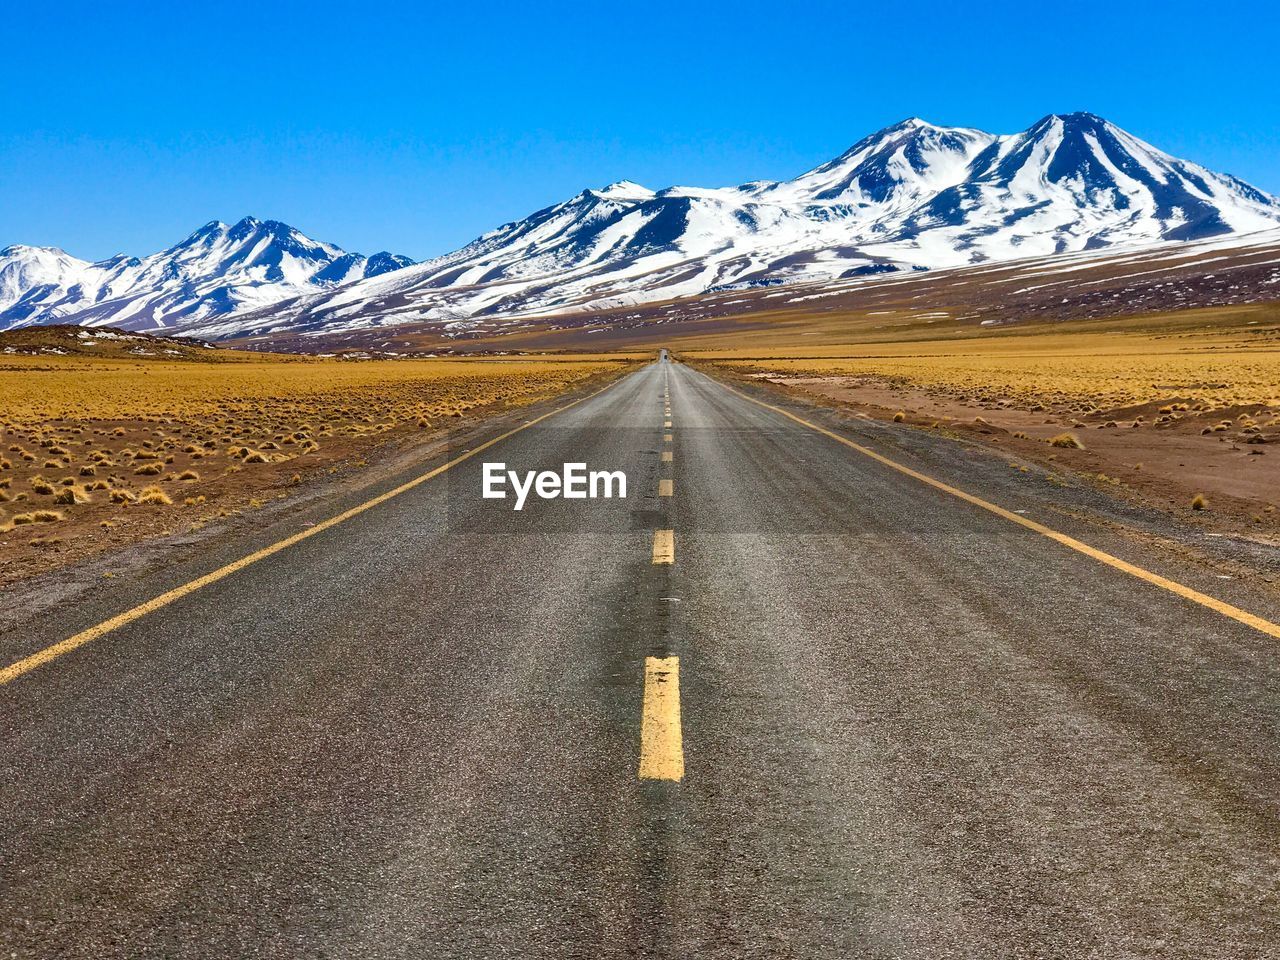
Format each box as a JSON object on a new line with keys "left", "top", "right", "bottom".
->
{"left": 0, "top": 218, "right": 414, "bottom": 331}
{"left": 184, "top": 112, "right": 1278, "bottom": 343}
{"left": 5, "top": 113, "right": 1277, "bottom": 343}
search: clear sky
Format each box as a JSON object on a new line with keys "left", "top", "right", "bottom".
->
{"left": 3, "top": 0, "right": 1277, "bottom": 262}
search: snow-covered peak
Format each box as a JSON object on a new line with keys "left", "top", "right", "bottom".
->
{"left": 590, "top": 180, "right": 655, "bottom": 201}
{"left": 0, "top": 218, "right": 416, "bottom": 331}
{"left": 0, "top": 245, "right": 92, "bottom": 312}
{"left": 957, "top": 110, "right": 1280, "bottom": 242}
{"left": 763, "top": 118, "right": 996, "bottom": 208}
{"left": 1, "top": 243, "right": 79, "bottom": 259}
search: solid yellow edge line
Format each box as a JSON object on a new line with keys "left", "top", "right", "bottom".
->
{"left": 0, "top": 372, "right": 632, "bottom": 686}
{"left": 652, "top": 529, "right": 675, "bottom": 564}
{"left": 639, "top": 655, "right": 683, "bottom": 780}
{"left": 719, "top": 380, "right": 1280, "bottom": 642}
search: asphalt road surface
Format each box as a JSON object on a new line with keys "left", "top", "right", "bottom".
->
{"left": 3, "top": 356, "right": 1279, "bottom": 958}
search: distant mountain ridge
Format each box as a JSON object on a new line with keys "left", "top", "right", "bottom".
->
{"left": 3, "top": 112, "right": 1277, "bottom": 340}
{"left": 0, "top": 218, "right": 413, "bottom": 331}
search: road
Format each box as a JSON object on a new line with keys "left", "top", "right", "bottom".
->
{"left": 2, "top": 356, "right": 1280, "bottom": 958}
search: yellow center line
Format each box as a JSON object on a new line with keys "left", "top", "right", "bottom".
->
{"left": 652, "top": 529, "right": 675, "bottom": 564}
{"left": 664, "top": 420, "right": 673, "bottom": 428}
{"left": 719, "top": 379, "right": 1280, "bottom": 642}
{"left": 639, "top": 656, "right": 684, "bottom": 780}
{"left": 658, "top": 479, "right": 674, "bottom": 497}
{"left": 661, "top": 451, "right": 673, "bottom": 463}
{"left": 0, "top": 374, "right": 632, "bottom": 687}
{"left": 664, "top": 434, "right": 673, "bottom": 443}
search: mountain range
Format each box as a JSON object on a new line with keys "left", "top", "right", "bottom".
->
{"left": 3, "top": 112, "right": 1277, "bottom": 341}
{"left": 0, "top": 218, "right": 412, "bottom": 331}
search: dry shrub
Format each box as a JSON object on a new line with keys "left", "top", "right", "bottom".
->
{"left": 137, "top": 485, "right": 173, "bottom": 505}
{"left": 12, "top": 510, "right": 61, "bottom": 525}
{"left": 1049, "top": 433, "right": 1085, "bottom": 449}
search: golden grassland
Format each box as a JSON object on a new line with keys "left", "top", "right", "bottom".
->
{"left": 0, "top": 354, "right": 636, "bottom": 423}
{"left": 0, "top": 353, "right": 633, "bottom": 550}
{"left": 688, "top": 321, "right": 1280, "bottom": 413}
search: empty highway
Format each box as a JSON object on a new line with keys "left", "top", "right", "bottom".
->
{"left": 2, "top": 356, "right": 1279, "bottom": 958}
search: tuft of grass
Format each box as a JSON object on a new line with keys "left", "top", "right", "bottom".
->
{"left": 1049, "top": 432, "right": 1085, "bottom": 449}
{"left": 133, "top": 462, "right": 164, "bottom": 476}
{"left": 177, "top": 470, "right": 200, "bottom": 481}
{"left": 137, "top": 485, "right": 173, "bottom": 506}
{"left": 31, "top": 478, "right": 55, "bottom": 495}
{"left": 892, "top": 411, "right": 906, "bottom": 423}
{"left": 12, "top": 510, "right": 62, "bottom": 525}
{"left": 1191, "top": 493, "right": 1209, "bottom": 511}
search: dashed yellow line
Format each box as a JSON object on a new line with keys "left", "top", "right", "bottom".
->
{"left": 658, "top": 479, "right": 674, "bottom": 497}
{"left": 664, "top": 420, "right": 673, "bottom": 428}
{"left": 661, "top": 451, "right": 673, "bottom": 463}
{"left": 639, "top": 656, "right": 684, "bottom": 780}
{"left": 652, "top": 529, "right": 675, "bottom": 564}
{"left": 0, "top": 375, "right": 632, "bottom": 687}
{"left": 721, "top": 380, "right": 1280, "bottom": 642}
{"left": 664, "top": 433, "right": 673, "bottom": 443}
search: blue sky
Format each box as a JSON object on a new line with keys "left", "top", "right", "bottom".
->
{"left": 3, "top": 0, "right": 1277, "bottom": 262}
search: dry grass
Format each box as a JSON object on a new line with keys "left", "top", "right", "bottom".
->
{"left": 12, "top": 510, "right": 62, "bottom": 525}
{"left": 695, "top": 327, "right": 1280, "bottom": 414}
{"left": 0, "top": 351, "right": 629, "bottom": 568}
{"left": 137, "top": 485, "right": 173, "bottom": 506}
